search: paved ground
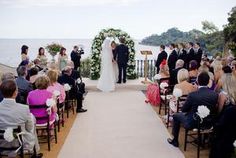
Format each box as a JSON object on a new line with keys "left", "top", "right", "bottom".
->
{"left": 58, "top": 89, "right": 184, "bottom": 158}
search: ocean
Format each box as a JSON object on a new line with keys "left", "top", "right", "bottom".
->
{"left": 0, "top": 39, "right": 162, "bottom": 67}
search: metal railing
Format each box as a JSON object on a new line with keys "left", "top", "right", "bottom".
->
{"left": 135, "top": 59, "right": 156, "bottom": 79}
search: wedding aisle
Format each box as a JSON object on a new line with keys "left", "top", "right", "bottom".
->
{"left": 58, "top": 89, "right": 184, "bottom": 158}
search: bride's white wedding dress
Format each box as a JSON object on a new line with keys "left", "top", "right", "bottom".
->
{"left": 97, "top": 38, "right": 116, "bottom": 92}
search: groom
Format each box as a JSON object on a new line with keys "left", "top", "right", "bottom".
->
{"left": 114, "top": 37, "right": 129, "bottom": 84}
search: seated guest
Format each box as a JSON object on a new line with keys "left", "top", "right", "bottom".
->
{"left": 167, "top": 72, "right": 218, "bottom": 147}
{"left": 67, "top": 61, "right": 81, "bottom": 80}
{"left": 0, "top": 80, "right": 42, "bottom": 158}
{"left": 215, "top": 66, "right": 232, "bottom": 92}
{"left": 0, "top": 72, "right": 16, "bottom": 102}
{"left": 58, "top": 66, "right": 87, "bottom": 113}
{"left": 27, "top": 76, "right": 57, "bottom": 125}
{"left": 175, "top": 69, "right": 197, "bottom": 95}
{"left": 157, "top": 59, "right": 170, "bottom": 79}
{"left": 16, "top": 66, "right": 33, "bottom": 104}
{"left": 217, "top": 67, "right": 236, "bottom": 113}
{"left": 33, "top": 59, "right": 43, "bottom": 71}
{"left": 169, "top": 69, "right": 197, "bottom": 114}
{"left": 47, "top": 70, "right": 66, "bottom": 104}
{"left": 198, "top": 65, "right": 215, "bottom": 90}
{"left": 231, "top": 60, "right": 236, "bottom": 78}
{"left": 211, "top": 56, "right": 223, "bottom": 84}
{"left": 29, "top": 67, "right": 39, "bottom": 89}
{"left": 188, "top": 60, "right": 198, "bottom": 84}
{"left": 169, "top": 59, "right": 184, "bottom": 85}
{"left": 210, "top": 102, "right": 236, "bottom": 158}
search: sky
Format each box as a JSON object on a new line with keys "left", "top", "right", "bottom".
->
{"left": 0, "top": 0, "right": 235, "bottom": 39}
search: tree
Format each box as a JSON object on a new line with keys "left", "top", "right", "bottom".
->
{"left": 224, "top": 6, "right": 236, "bottom": 43}
{"left": 201, "top": 20, "right": 219, "bottom": 34}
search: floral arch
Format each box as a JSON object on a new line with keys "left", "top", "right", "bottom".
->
{"left": 90, "top": 28, "right": 136, "bottom": 80}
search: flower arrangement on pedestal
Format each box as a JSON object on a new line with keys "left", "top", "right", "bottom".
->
{"left": 45, "top": 43, "right": 62, "bottom": 62}
{"left": 90, "top": 28, "right": 136, "bottom": 80}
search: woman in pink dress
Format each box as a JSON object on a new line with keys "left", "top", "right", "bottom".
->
{"left": 46, "top": 70, "right": 66, "bottom": 104}
{"left": 27, "top": 76, "right": 57, "bottom": 125}
{"left": 145, "top": 60, "right": 169, "bottom": 106}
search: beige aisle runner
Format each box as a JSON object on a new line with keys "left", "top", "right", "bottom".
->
{"left": 58, "top": 89, "right": 184, "bottom": 158}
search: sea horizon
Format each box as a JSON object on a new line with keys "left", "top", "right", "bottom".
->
{"left": 0, "top": 38, "right": 163, "bottom": 67}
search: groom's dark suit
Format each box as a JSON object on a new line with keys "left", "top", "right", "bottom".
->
{"left": 114, "top": 44, "right": 129, "bottom": 83}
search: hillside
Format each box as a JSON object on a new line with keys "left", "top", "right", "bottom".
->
{"left": 140, "top": 28, "right": 204, "bottom": 46}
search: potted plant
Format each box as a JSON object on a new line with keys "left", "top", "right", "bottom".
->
{"left": 45, "top": 43, "right": 62, "bottom": 62}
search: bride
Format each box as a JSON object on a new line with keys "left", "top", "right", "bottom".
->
{"left": 97, "top": 38, "right": 116, "bottom": 92}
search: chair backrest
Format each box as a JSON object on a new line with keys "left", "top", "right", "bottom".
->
{"left": 176, "top": 95, "right": 188, "bottom": 112}
{"left": 158, "top": 77, "right": 170, "bottom": 85}
{"left": 0, "top": 126, "right": 24, "bottom": 156}
{"left": 16, "top": 88, "right": 29, "bottom": 104}
{"left": 28, "top": 104, "right": 50, "bottom": 124}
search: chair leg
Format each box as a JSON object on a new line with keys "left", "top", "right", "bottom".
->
{"left": 164, "top": 97, "right": 167, "bottom": 115}
{"left": 66, "top": 102, "right": 70, "bottom": 118}
{"left": 47, "top": 127, "right": 50, "bottom": 151}
{"left": 159, "top": 102, "right": 162, "bottom": 114}
{"left": 197, "top": 132, "right": 201, "bottom": 158}
{"left": 166, "top": 106, "right": 170, "bottom": 128}
{"left": 72, "top": 100, "right": 75, "bottom": 115}
{"left": 62, "top": 109, "right": 65, "bottom": 127}
{"left": 184, "top": 129, "right": 188, "bottom": 151}
{"left": 54, "top": 123, "right": 58, "bottom": 144}
{"left": 20, "top": 143, "right": 24, "bottom": 158}
{"left": 58, "top": 115, "right": 60, "bottom": 132}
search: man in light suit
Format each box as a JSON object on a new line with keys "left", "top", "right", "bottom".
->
{"left": 0, "top": 80, "right": 42, "bottom": 158}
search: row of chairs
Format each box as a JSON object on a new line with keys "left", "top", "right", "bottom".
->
{"left": 0, "top": 90, "right": 77, "bottom": 157}
{"left": 157, "top": 77, "right": 212, "bottom": 158}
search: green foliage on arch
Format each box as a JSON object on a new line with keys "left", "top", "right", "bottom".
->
{"left": 90, "top": 28, "right": 136, "bottom": 80}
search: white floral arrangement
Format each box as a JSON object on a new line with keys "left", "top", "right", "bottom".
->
{"left": 46, "top": 98, "right": 56, "bottom": 108}
{"left": 4, "top": 128, "right": 14, "bottom": 142}
{"left": 160, "top": 82, "right": 169, "bottom": 89}
{"left": 3, "top": 128, "right": 25, "bottom": 154}
{"left": 90, "top": 28, "right": 136, "bottom": 80}
{"left": 64, "top": 84, "right": 71, "bottom": 91}
{"left": 234, "top": 140, "right": 236, "bottom": 147}
{"left": 46, "top": 98, "right": 56, "bottom": 115}
{"left": 173, "top": 88, "right": 183, "bottom": 98}
{"left": 53, "top": 90, "right": 60, "bottom": 97}
{"left": 77, "top": 78, "right": 82, "bottom": 84}
{"left": 196, "top": 105, "right": 210, "bottom": 120}
{"left": 153, "top": 74, "right": 161, "bottom": 80}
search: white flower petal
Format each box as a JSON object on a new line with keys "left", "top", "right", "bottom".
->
{"left": 4, "top": 128, "right": 14, "bottom": 142}
{"left": 53, "top": 90, "right": 60, "bottom": 97}
{"left": 173, "top": 88, "right": 183, "bottom": 98}
{"left": 64, "top": 84, "right": 71, "bottom": 91}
